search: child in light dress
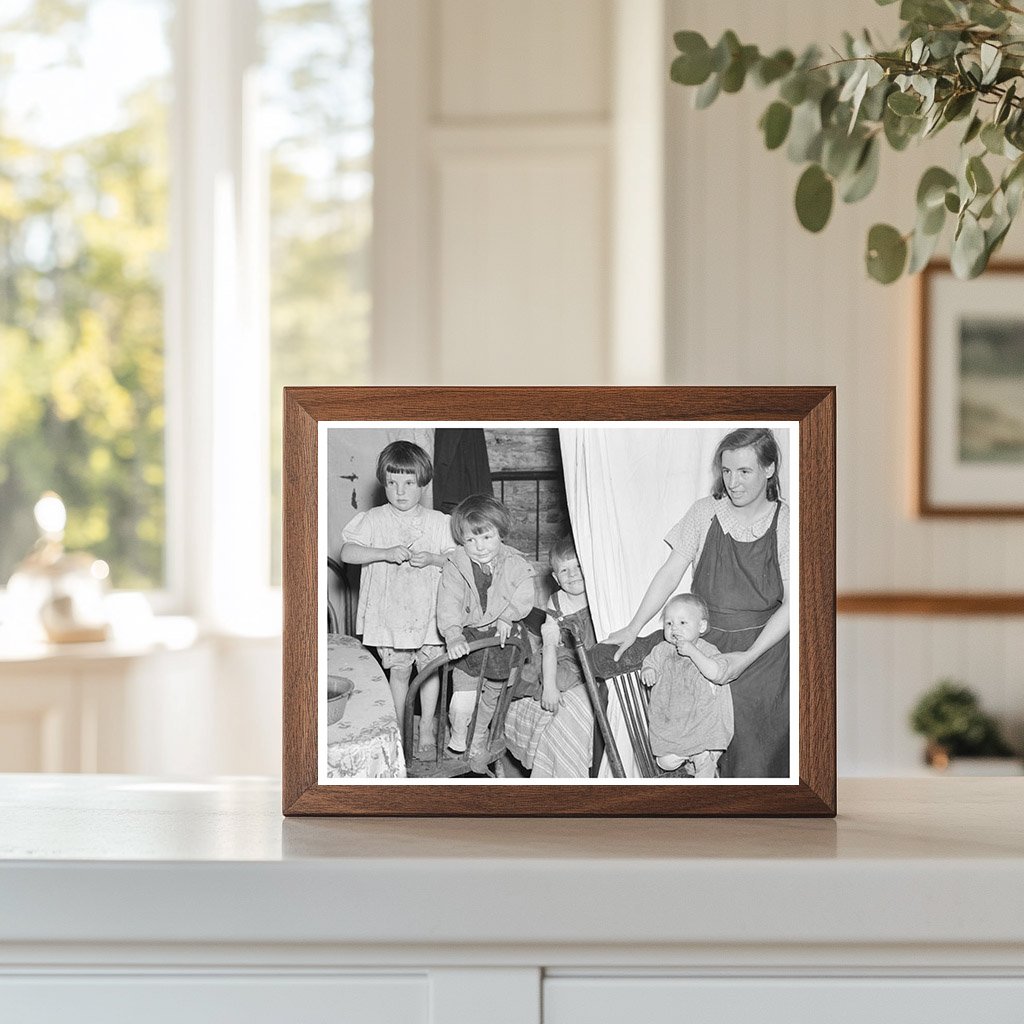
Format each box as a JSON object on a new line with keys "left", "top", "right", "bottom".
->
{"left": 436, "top": 494, "right": 534, "bottom": 763}
{"left": 340, "top": 441, "right": 454, "bottom": 755}
{"left": 641, "top": 592, "right": 733, "bottom": 777}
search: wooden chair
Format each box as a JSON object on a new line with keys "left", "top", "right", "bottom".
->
{"left": 403, "top": 635, "right": 531, "bottom": 778}
{"left": 326, "top": 556, "right": 359, "bottom": 636}
{"left": 571, "top": 631, "right": 696, "bottom": 779}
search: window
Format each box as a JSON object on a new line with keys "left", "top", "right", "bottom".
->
{"left": 0, "top": 0, "right": 172, "bottom": 589}
{"left": 0, "top": 0, "right": 373, "bottom": 621}
{"left": 261, "top": 0, "right": 373, "bottom": 582}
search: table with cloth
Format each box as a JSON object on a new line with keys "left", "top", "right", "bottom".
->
{"left": 325, "top": 634, "right": 407, "bottom": 779}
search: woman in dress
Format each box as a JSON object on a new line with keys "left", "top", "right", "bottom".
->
{"left": 607, "top": 428, "right": 791, "bottom": 778}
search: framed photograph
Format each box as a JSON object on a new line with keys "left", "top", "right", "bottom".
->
{"left": 283, "top": 387, "right": 835, "bottom": 816}
{"left": 917, "top": 261, "right": 1024, "bottom": 516}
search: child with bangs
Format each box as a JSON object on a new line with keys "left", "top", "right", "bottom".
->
{"left": 341, "top": 440, "right": 455, "bottom": 755}
{"left": 437, "top": 494, "right": 535, "bottom": 762}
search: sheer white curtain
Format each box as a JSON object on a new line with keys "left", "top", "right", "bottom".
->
{"left": 559, "top": 426, "right": 730, "bottom": 777}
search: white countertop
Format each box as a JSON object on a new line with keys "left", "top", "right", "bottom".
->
{"left": 1, "top": 775, "right": 1022, "bottom": 955}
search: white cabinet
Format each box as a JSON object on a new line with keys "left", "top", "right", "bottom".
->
{"left": 544, "top": 977, "right": 1024, "bottom": 1022}
{"left": 1, "top": 976, "right": 429, "bottom": 1024}
{"left": 1, "top": 777, "right": 1022, "bottom": 1020}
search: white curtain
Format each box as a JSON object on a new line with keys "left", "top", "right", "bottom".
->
{"left": 559, "top": 426, "right": 731, "bottom": 777}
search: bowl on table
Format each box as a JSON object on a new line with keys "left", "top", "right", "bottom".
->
{"left": 327, "top": 675, "right": 355, "bottom": 725}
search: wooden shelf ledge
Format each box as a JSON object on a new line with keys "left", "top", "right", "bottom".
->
{"left": 837, "top": 592, "right": 1024, "bottom": 616}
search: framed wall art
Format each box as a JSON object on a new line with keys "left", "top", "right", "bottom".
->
{"left": 282, "top": 387, "right": 836, "bottom": 816}
{"left": 917, "top": 261, "right": 1024, "bottom": 517}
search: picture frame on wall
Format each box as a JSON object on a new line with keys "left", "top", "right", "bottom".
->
{"left": 917, "top": 261, "right": 1024, "bottom": 517}
{"left": 282, "top": 387, "right": 836, "bottom": 817}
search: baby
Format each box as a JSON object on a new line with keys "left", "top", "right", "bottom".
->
{"left": 641, "top": 592, "right": 733, "bottom": 778}
{"left": 340, "top": 440, "right": 454, "bottom": 755}
{"left": 436, "top": 494, "right": 534, "bottom": 760}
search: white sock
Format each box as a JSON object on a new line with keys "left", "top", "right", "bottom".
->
{"left": 448, "top": 691, "right": 477, "bottom": 752}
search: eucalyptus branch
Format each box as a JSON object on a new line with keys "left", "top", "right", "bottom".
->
{"left": 670, "top": 2, "right": 1024, "bottom": 283}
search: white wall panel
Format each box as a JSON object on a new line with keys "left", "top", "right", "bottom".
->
{"left": 438, "top": 0, "right": 610, "bottom": 120}
{"left": 375, "top": 0, "right": 620, "bottom": 385}
{"left": 666, "top": 0, "right": 1024, "bottom": 774}
{"left": 437, "top": 151, "right": 607, "bottom": 384}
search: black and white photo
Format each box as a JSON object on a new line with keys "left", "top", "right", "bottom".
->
{"left": 318, "top": 421, "right": 799, "bottom": 786}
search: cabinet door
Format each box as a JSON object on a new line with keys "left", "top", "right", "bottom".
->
{"left": 544, "top": 977, "right": 1024, "bottom": 1023}
{"left": 0, "top": 974, "right": 428, "bottom": 1024}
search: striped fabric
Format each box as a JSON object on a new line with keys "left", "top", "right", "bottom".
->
{"left": 504, "top": 687, "right": 594, "bottom": 779}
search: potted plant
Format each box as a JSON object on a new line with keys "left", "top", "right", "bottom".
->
{"left": 909, "top": 679, "right": 1018, "bottom": 771}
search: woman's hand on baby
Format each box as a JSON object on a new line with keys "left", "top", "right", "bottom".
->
{"left": 716, "top": 651, "right": 750, "bottom": 685}
{"left": 447, "top": 638, "right": 470, "bottom": 660}
{"left": 388, "top": 546, "right": 411, "bottom": 564}
{"left": 640, "top": 667, "right": 657, "bottom": 688}
{"left": 495, "top": 619, "right": 512, "bottom": 647}
{"left": 607, "top": 626, "right": 638, "bottom": 662}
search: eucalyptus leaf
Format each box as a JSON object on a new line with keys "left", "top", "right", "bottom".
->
{"left": 861, "top": 79, "right": 892, "bottom": 122}
{"left": 913, "top": 75, "right": 937, "bottom": 113}
{"left": 917, "top": 166, "right": 957, "bottom": 210}
{"left": 995, "top": 82, "right": 1017, "bottom": 124}
{"left": 822, "top": 128, "right": 863, "bottom": 177}
{"left": 1006, "top": 171, "right": 1024, "bottom": 218}
{"left": 951, "top": 211, "right": 986, "bottom": 278}
{"left": 962, "top": 115, "right": 983, "bottom": 145}
{"left": 970, "top": 2, "right": 1009, "bottom": 30}
{"left": 787, "top": 101, "right": 824, "bottom": 162}
{"left": 888, "top": 91, "right": 921, "bottom": 115}
{"left": 694, "top": 73, "right": 721, "bottom": 109}
{"left": 922, "top": 103, "right": 946, "bottom": 137}
{"left": 795, "top": 164, "right": 834, "bottom": 232}
{"left": 944, "top": 190, "right": 961, "bottom": 213}
{"left": 779, "top": 74, "right": 807, "bottom": 106}
{"left": 721, "top": 45, "right": 759, "bottom": 93}
{"left": 986, "top": 213, "right": 1012, "bottom": 259}
{"left": 709, "top": 31, "right": 740, "bottom": 73}
{"left": 820, "top": 86, "right": 841, "bottom": 126}
{"left": 921, "top": 200, "right": 946, "bottom": 235}
{"left": 904, "top": 0, "right": 958, "bottom": 28}
{"left": 842, "top": 137, "right": 881, "bottom": 203}
{"left": 981, "top": 122, "right": 1005, "bottom": 155}
{"left": 908, "top": 221, "right": 942, "bottom": 273}
{"left": 754, "top": 49, "right": 795, "bottom": 87}
{"left": 671, "top": 45, "right": 712, "bottom": 87}
{"left": 884, "top": 106, "right": 920, "bottom": 150}
{"left": 926, "top": 30, "right": 962, "bottom": 60}
{"left": 866, "top": 223, "right": 908, "bottom": 283}
{"left": 942, "top": 92, "right": 974, "bottom": 122}
{"left": 1003, "top": 157, "right": 1024, "bottom": 216}
{"left": 980, "top": 42, "right": 1002, "bottom": 87}
{"left": 760, "top": 102, "right": 793, "bottom": 150}
{"left": 967, "top": 154, "right": 995, "bottom": 195}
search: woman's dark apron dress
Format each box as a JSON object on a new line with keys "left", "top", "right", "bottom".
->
{"left": 692, "top": 502, "right": 789, "bottom": 778}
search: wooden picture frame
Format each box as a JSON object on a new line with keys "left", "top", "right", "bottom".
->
{"left": 283, "top": 387, "right": 836, "bottom": 816}
{"left": 917, "top": 261, "right": 1024, "bottom": 517}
